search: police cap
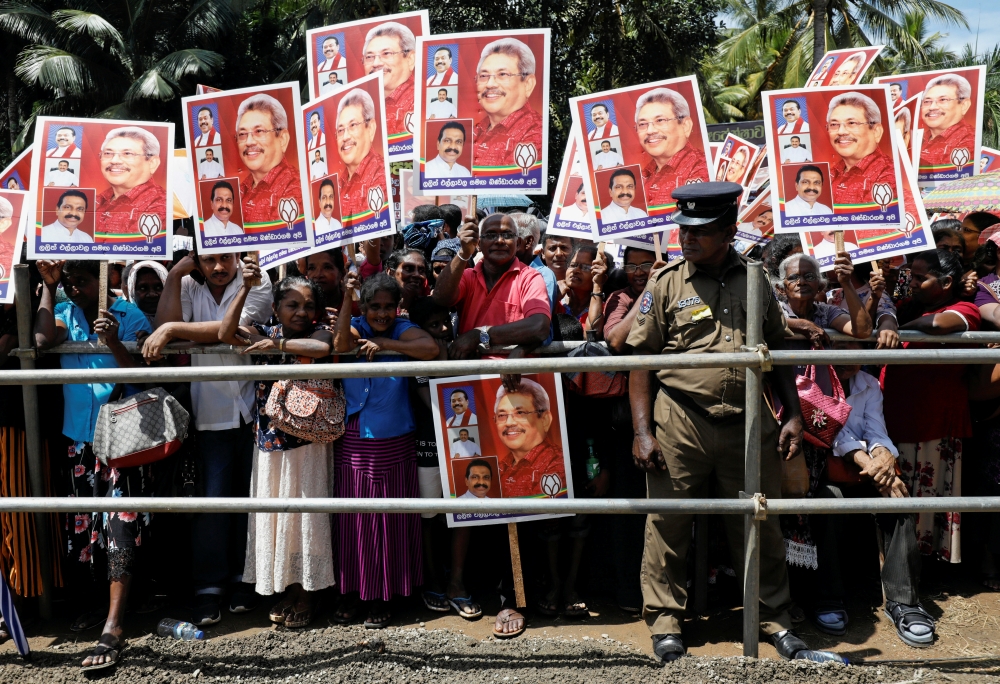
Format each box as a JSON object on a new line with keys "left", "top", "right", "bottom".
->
{"left": 671, "top": 181, "right": 743, "bottom": 226}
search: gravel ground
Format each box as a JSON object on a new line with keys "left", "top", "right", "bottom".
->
{"left": 2, "top": 624, "right": 995, "bottom": 684}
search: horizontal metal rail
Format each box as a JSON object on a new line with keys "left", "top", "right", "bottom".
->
{"left": 3, "top": 348, "right": 1000, "bottom": 385}
{"left": 1, "top": 496, "right": 998, "bottom": 515}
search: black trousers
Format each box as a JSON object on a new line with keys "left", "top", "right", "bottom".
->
{"left": 813, "top": 481, "right": 921, "bottom": 606}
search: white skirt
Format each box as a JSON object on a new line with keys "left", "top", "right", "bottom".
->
{"left": 243, "top": 441, "right": 336, "bottom": 594}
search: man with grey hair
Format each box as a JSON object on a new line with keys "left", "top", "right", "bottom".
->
{"left": 318, "top": 35, "right": 345, "bottom": 72}
{"left": 336, "top": 87, "right": 385, "bottom": 220}
{"left": 364, "top": 21, "right": 416, "bottom": 140}
{"left": 0, "top": 195, "right": 17, "bottom": 273}
{"left": 473, "top": 37, "right": 542, "bottom": 170}
{"left": 920, "top": 72, "right": 975, "bottom": 172}
{"left": 831, "top": 51, "right": 867, "bottom": 86}
{"left": 635, "top": 87, "right": 708, "bottom": 208}
{"left": 95, "top": 125, "right": 166, "bottom": 238}
{"left": 826, "top": 91, "right": 894, "bottom": 206}
{"left": 510, "top": 212, "right": 558, "bottom": 316}
{"left": 894, "top": 107, "right": 912, "bottom": 149}
{"left": 47, "top": 126, "right": 82, "bottom": 158}
{"left": 493, "top": 377, "right": 564, "bottom": 498}
{"left": 235, "top": 92, "right": 302, "bottom": 226}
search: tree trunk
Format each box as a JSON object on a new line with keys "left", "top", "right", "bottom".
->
{"left": 812, "top": 0, "right": 828, "bottom": 69}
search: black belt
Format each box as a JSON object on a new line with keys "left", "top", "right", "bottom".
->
{"left": 658, "top": 383, "right": 741, "bottom": 423}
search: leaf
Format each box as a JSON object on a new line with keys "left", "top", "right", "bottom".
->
{"left": 0, "top": 2, "right": 57, "bottom": 44}
{"left": 52, "top": 9, "right": 125, "bottom": 50}
{"left": 124, "top": 69, "right": 176, "bottom": 104}
{"left": 15, "top": 45, "right": 94, "bottom": 93}
{"left": 151, "top": 49, "right": 224, "bottom": 81}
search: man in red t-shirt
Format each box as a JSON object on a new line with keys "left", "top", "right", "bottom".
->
{"left": 95, "top": 126, "right": 166, "bottom": 239}
{"left": 826, "top": 91, "right": 896, "bottom": 207}
{"left": 235, "top": 93, "right": 304, "bottom": 227}
{"left": 364, "top": 21, "right": 416, "bottom": 139}
{"left": 472, "top": 38, "right": 543, "bottom": 170}
{"left": 919, "top": 73, "right": 976, "bottom": 172}
{"left": 635, "top": 88, "right": 709, "bottom": 209}
{"left": 335, "top": 88, "right": 387, "bottom": 221}
{"left": 493, "top": 378, "right": 566, "bottom": 498}
{"left": 0, "top": 196, "right": 16, "bottom": 277}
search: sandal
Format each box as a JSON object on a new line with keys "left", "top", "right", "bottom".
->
{"left": 422, "top": 590, "right": 451, "bottom": 613}
{"left": 284, "top": 598, "right": 317, "bottom": 629}
{"left": 269, "top": 597, "right": 294, "bottom": 625}
{"left": 812, "top": 601, "right": 848, "bottom": 636}
{"left": 492, "top": 608, "right": 525, "bottom": 639}
{"left": 563, "top": 594, "right": 589, "bottom": 620}
{"left": 536, "top": 589, "right": 559, "bottom": 617}
{"left": 81, "top": 633, "right": 122, "bottom": 672}
{"left": 983, "top": 572, "right": 1000, "bottom": 591}
{"left": 332, "top": 594, "right": 360, "bottom": 625}
{"left": 884, "top": 601, "right": 935, "bottom": 648}
{"left": 70, "top": 608, "right": 107, "bottom": 632}
{"left": 448, "top": 595, "right": 482, "bottom": 620}
{"left": 364, "top": 601, "right": 391, "bottom": 630}
{"left": 0, "top": 617, "right": 8, "bottom": 644}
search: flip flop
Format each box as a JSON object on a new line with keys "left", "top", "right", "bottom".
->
{"left": 492, "top": 608, "right": 525, "bottom": 639}
{"left": 269, "top": 598, "right": 294, "bottom": 624}
{"left": 812, "top": 601, "right": 848, "bottom": 636}
{"left": 536, "top": 592, "right": 559, "bottom": 617}
{"left": 70, "top": 608, "right": 107, "bottom": 632}
{"left": 81, "top": 633, "right": 122, "bottom": 672}
{"left": 284, "top": 603, "right": 315, "bottom": 629}
{"left": 332, "top": 595, "right": 359, "bottom": 625}
{"left": 448, "top": 595, "right": 482, "bottom": 620}
{"left": 0, "top": 617, "right": 8, "bottom": 644}
{"left": 422, "top": 590, "right": 451, "bottom": 613}
{"left": 563, "top": 598, "right": 589, "bottom": 619}
{"left": 364, "top": 602, "right": 391, "bottom": 630}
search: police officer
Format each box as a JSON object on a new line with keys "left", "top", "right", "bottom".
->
{"left": 626, "top": 182, "right": 811, "bottom": 662}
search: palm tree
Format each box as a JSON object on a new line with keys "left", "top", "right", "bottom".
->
{"left": 882, "top": 10, "right": 958, "bottom": 71}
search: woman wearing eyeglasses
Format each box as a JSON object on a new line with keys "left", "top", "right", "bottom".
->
{"left": 560, "top": 243, "right": 602, "bottom": 324}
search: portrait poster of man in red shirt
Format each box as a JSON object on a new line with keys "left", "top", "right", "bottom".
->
{"left": 305, "top": 11, "right": 428, "bottom": 160}
{"left": 182, "top": 83, "right": 312, "bottom": 257}
{"left": 0, "top": 147, "right": 32, "bottom": 192}
{"left": 414, "top": 29, "right": 550, "bottom": 196}
{"left": 546, "top": 126, "right": 596, "bottom": 241}
{"left": 28, "top": 117, "right": 173, "bottom": 261}
{"left": 0, "top": 190, "right": 27, "bottom": 304}
{"left": 804, "top": 46, "right": 883, "bottom": 88}
{"left": 430, "top": 373, "right": 574, "bottom": 528}
{"left": 764, "top": 85, "right": 905, "bottom": 236}
{"left": 570, "top": 76, "right": 711, "bottom": 242}
{"left": 875, "top": 66, "right": 985, "bottom": 188}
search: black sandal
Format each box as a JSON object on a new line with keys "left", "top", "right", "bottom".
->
{"left": 364, "top": 600, "right": 391, "bottom": 630}
{"left": 884, "top": 601, "right": 935, "bottom": 648}
{"left": 0, "top": 617, "right": 8, "bottom": 643}
{"left": 81, "top": 633, "right": 122, "bottom": 672}
{"left": 332, "top": 594, "right": 359, "bottom": 625}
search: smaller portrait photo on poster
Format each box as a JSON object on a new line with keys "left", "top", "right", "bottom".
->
{"left": 805, "top": 46, "right": 884, "bottom": 88}
{"left": 414, "top": 29, "right": 551, "bottom": 195}
{"left": 893, "top": 94, "right": 921, "bottom": 169}
{"left": 733, "top": 190, "right": 773, "bottom": 255}
{"left": 431, "top": 374, "right": 574, "bottom": 528}
{"left": 981, "top": 146, "right": 1000, "bottom": 174}
{"left": 547, "top": 127, "right": 596, "bottom": 240}
{"left": 764, "top": 85, "right": 904, "bottom": 234}
{"left": 0, "top": 190, "right": 28, "bottom": 303}
{"left": 713, "top": 133, "right": 760, "bottom": 188}
{"left": 0, "top": 148, "right": 32, "bottom": 191}
{"left": 570, "top": 76, "right": 712, "bottom": 241}
{"left": 28, "top": 117, "right": 174, "bottom": 260}
{"left": 182, "top": 82, "right": 312, "bottom": 255}
{"left": 305, "top": 11, "right": 430, "bottom": 159}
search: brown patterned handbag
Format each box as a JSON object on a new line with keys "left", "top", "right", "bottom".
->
{"left": 265, "top": 379, "right": 346, "bottom": 443}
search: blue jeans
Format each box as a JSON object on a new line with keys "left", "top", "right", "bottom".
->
{"left": 191, "top": 419, "right": 255, "bottom": 594}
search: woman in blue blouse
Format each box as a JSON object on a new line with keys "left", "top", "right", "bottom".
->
{"left": 332, "top": 272, "right": 438, "bottom": 629}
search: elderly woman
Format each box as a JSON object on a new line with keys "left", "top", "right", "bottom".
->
{"left": 826, "top": 260, "right": 900, "bottom": 349}
{"left": 560, "top": 243, "right": 604, "bottom": 323}
{"left": 124, "top": 260, "right": 168, "bottom": 324}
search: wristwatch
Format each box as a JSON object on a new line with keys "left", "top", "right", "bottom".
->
{"left": 477, "top": 326, "right": 492, "bottom": 350}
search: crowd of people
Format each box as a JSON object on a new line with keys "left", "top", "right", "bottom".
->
{"left": 3, "top": 196, "right": 1000, "bottom": 670}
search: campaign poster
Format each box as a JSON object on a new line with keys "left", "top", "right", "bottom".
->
{"left": 547, "top": 125, "right": 596, "bottom": 240}
{"left": 980, "top": 146, "right": 1000, "bottom": 174}
{"left": 0, "top": 190, "right": 28, "bottom": 303}
{"left": 430, "top": 373, "right": 574, "bottom": 528}
{"left": 800, "top": 139, "right": 932, "bottom": 268}
{"left": 874, "top": 67, "right": 986, "bottom": 187}
{"left": 390, "top": 160, "right": 411, "bottom": 226}
{"left": 892, "top": 94, "right": 922, "bottom": 169}
{"left": 732, "top": 189, "right": 773, "bottom": 255}
{"left": 713, "top": 133, "right": 761, "bottom": 188}
{"left": 569, "top": 76, "right": 711, "bottom": 241}
{"left": 805, "top": 47, "right": 884, "bottom": 88}
{"left": 171, "top": 149, "right": 198, "bottom": 221}
{"left": 398, "top": 168, "right": 470, "bottom": 221}
{"left": 305, "top": 11, "right": 429, "bottom": 160}
{"left": 0, "top": 148, "right": 32, "bottom": 191}
{"left": 414, "top": 29, "right": 551, "bottom": 196}
{"left": 182, "top": 83, "right": 312, "bottom": 256}
{"left": 764, "top": 85, "right": 904, "bottom": 235}
{"left": 27, "top": 117, "right": 173, "bottom": 260}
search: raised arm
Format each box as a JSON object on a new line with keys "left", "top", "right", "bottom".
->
{"left": 33, "top": 260, "right": 67, "bottom": 350}
{"left": 154, "top": 255, "right": 196, "bottom": 328}
{"left": 431, "top": 220, "right": 478, "bottom": 308}
{"left": 584, "top": 251, "right": 609, "bottom": 336}
{"left": 218, "top": 257, "right": 258, "bottom": 344}
{"left": 829, "top": 252, "right": 872, "bottom": 339}
{"left": 334, "top": 272, "right": 361, "bottom": 353}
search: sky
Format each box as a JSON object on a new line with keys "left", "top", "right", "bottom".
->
{"left": 925, "top": 0, "right": 996, "bottom": 53}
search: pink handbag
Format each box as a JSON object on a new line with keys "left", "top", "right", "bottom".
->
{"left": 795, "top": 365, "right": 852, "bottom": 449}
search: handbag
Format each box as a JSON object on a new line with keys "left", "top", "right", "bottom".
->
{"left": 93, "top": 387, "right": 190, "bottom": 468}
{"left": 265, "top": 379, "right": 346, "bottom": 443}
{"left": 796, "top": 365, "right": 852, "bottom": 449}
{"left": 562, "top": 331, "right": 628, "bottom": 398}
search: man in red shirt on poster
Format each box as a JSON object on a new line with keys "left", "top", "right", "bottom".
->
{"left": 364, "top": 22, "right": 416, "bottom": 137}
{"left": 826, "top": 91, "right": 895, "bottom": 207}
{"left": 472, "top": 38, "right": 543, "bottom": 169}
{"left": 94, "top": 126, "right": 166, "bottom": 239}
{"left": 335, "top": 88, "right": 386, "bottom": 220}
{"left": 636, "top": 88, "right": 709, "bottom": 208}
{"left": 919, "top": 73, "right": 976, "bottom": 171}
{"left": 0, "top": 196, "right": 15, "bottom": 276}
{"left": 235, "top": 93, "right": 303, "bottom": 227}
{"left": 493, "top": 378, "right": 566, "bottom": 499}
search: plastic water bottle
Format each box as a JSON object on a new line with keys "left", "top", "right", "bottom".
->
{"left": 585, "top": 439, "right": 601, "bottom": 481}
{"left": 794, "top": 649, "right": 849, "bottom": 664}
{"left": 157, "top": 618, "right": 205, "bottom": 641}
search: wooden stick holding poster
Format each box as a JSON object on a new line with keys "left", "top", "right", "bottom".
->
{"left": 98, "top": 261, "right": 108, "bottom": 345}
{"left": 652, "top": 232, "right": 663, "bottom": 263}
{"left": 508, "top": 522, "right": 526, "bottom": 608}
{"left": 245, "top": 252, "right": 261, "bottom": 287}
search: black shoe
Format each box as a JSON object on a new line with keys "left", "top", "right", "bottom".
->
{"left": 771, "top": 630, "right": 809, "bottom": 660}
{"left": 651, "top": 634, "right": 685, "bottom": 663}
{"left": 191, "top": 594, "right": 222, "bottom": 626}
{"left": 229, "top": 585, "right": 261, "bottom": 614}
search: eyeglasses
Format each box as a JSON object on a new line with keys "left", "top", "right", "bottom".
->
{"left": 494, "top": 409, "right": 543, "bottom": 423}
{"left": 364, "top": 49, "right": 408, "bottom": 63}
{"left": 481, "top": 231, "right": 517, "bottom": 242}
{"left": 568, "top": 261, "right": 593, "bottom": 272}
{"left": 236, "top": 127, "right": 281, "bottom": 142}
{"left": 477, "top": 71, "right": 527, "bottom": 85}
{"left": 922, "top": 97, "right": 963, "bottom": 108}
{"left": 785, "top": 272, "right": 820, "bottom": 283}
{"left": 336, "top": 120, "right": 369, "bottom": 138}
{"left": 100, "top": 150, "right": 150, "bottom": 161}
{"left": 635, "top": 116, "right": 685, "bottom": 132}
{"left": 624, "top": 262, "right": 654, "bottom": 273}
{"left": 825, "top": 120, "right": 875, "bottom": 132}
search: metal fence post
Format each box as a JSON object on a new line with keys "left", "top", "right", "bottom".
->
{"left": 742, "top": 260, "right": 764, "bottom": 657}
{"left": 13, "top": 265, "right": 53, "bottom": 619}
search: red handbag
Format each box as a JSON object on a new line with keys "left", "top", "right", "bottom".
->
{"left": 796, "top": 365, "right": 852, "bottom": 449}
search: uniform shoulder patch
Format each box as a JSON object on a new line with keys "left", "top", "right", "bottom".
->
{"left": 639, "top": 291, "right": 654, "bottom": 314}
